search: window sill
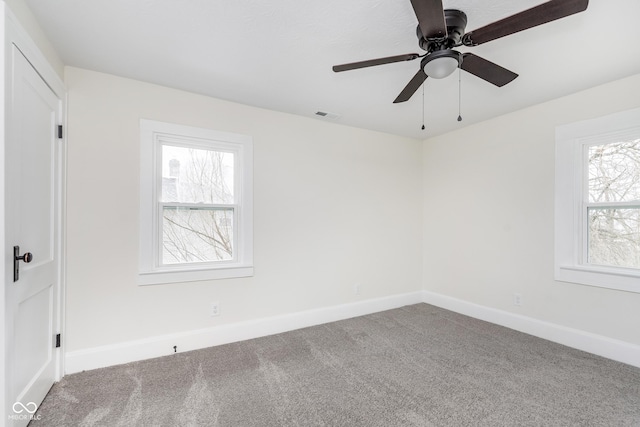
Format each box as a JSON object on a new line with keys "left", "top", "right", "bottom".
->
{"left": 138, "top": 265, "right": 253, "bottom": 286}
{"left": 556, "top": 264, "right": 640, "bottom": 293}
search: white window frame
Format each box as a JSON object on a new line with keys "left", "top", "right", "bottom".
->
{"left": 555, "top": 107, "right": 640, "bottom": 293}
{"left": 139, "top": 120, "right": 253, "bottom": 285}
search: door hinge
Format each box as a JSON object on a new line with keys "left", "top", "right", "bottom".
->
{"left": 55, "top": 333, "right": 61, "bottom": 348}
{"left": 57, "top": 125, "right": 63, "bottom": 139}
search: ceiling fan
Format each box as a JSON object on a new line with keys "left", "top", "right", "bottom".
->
{"left": 333, "top": 0, "right": 589, "bottom": 104}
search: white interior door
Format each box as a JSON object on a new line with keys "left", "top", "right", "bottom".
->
{"left": 5, "top": 46, "right": 61, "bottom": 426}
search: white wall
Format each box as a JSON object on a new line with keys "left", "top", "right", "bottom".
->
{"left": 64, "top": 67, "right": 423, "bottom": 353}
{"left": 423, "top": 73, "right": 640, "bottom": 346}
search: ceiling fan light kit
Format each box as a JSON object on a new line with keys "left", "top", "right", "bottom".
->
{"left": 421, "top": 50, "right": 461, "bottom": 79}
{"left": 333, "top": 0, "right": 589, "bottom": 104}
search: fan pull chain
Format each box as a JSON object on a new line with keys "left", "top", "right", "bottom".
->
{"left": 421, "top": 83, "right": 426, "bottom": 130}
{"left": 457, "top": 66, "right": 463, "bottom": 122}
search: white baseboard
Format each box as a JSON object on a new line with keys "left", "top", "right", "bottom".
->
{"left": 421, "top": 290, "right": 640, "bottom": 369}
{"left": 66, "top": 289, "right": 640, "bottom": 374}
{"left": 65, "top": 291, "right": 423, "bottom": 374}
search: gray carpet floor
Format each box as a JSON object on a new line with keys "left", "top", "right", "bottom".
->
{"left": 32, "top": 303, "right": 640, "bottom": 426}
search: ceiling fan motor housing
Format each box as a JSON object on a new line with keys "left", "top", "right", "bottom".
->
{"left": 418, "top": 9, "right": 468, "bottom": 52}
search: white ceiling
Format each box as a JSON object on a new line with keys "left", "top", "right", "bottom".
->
{"left": 24, "top": 0, "right": 640, "bottom": 140}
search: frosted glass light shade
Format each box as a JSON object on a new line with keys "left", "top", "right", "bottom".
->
{"left": 422, "top": 50, "right": 461, "bottom": 79}
{"left": 423, "top": 57, "right": 458, "bottom": 79}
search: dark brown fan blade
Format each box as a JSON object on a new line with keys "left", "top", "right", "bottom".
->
{"left": 393, "top": 70, "right": 428, "bottom": 103}
{"left": 460, "top": 53, "right": 518, "bottom": 87}
{"left": 333, "top": 53, "right": 420, "bottom": 72}
{"left": 463, "top": 0, "right": 588, "bottom": 46}
{"left": 410, "top": 0, "right": 447, "bottom": 39}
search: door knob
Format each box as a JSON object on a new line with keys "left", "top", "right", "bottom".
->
{"left": 16, "top": 251, "right": 33, "bottom": 263}
{"left": 13, "top": 246, "right": 33, "bottom": 282}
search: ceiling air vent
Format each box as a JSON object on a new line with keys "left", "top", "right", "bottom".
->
{"left": 315, "top": 111, "right": 340, "bottom": 120}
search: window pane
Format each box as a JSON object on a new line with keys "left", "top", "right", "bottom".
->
{"left": 162, "top": 207, "right": 234, "bottom": 264}
{"left": 161, "top": 145, "right": 234, "bottom": 204}
{"left": 588, "top": 139, "right": 640, "bottom": 203}
{"left": 588, "top": 207, "right": 640, "bottom": 268}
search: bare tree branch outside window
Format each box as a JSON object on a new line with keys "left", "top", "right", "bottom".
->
{"left": 588, "top": 138, "right": 640, "bottom": 268}
{"left": 160, "top": 145, "right": 235, "bottom": 264}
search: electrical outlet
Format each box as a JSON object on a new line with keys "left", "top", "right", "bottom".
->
{"left": 211, "top": 301, "right": 220, "bottom": 317}
{"left": 513, "top": 293, "right": 523, "bottom": 306}
{"left": 354, "top": 283, "right": 361, "bottom": 295}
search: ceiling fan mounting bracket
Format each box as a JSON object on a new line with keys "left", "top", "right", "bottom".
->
{"left": 418, "top": 10, "right": 467, "bottom": 52}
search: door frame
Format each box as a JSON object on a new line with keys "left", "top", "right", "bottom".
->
{"left": 1, "top": 5, "right": 67, "bottom": 422}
